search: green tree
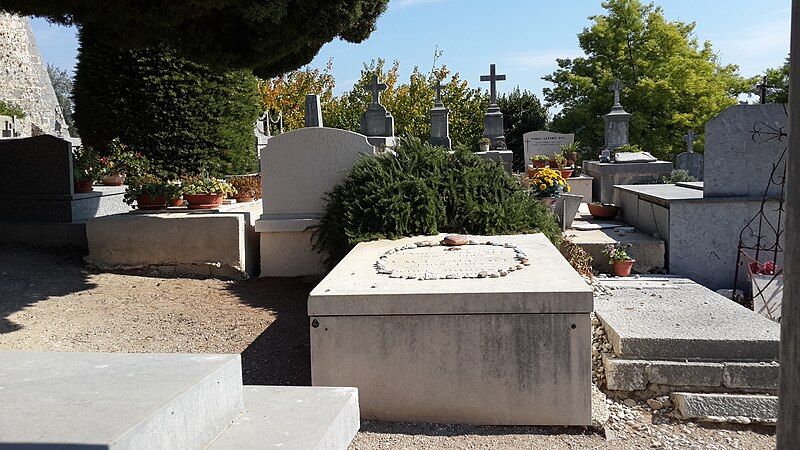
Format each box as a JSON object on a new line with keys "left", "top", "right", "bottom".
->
{"left": 543, "top": 0, "right": 749, "bottom": 160}
{"left": 756, "top": 57, "right": 789, "bottom": 104}
{"left": 257, "top": 60, "right": 336, "bottom": 132}
{"left": 5, "top": 0, "right": 387, "bottom": 78}
{"left": 497, "top": 87, "right": 549, "bottom": 171}
{"left": 73, "top": 29, "right": 261, "bottom": 176}
{"left": 46, "top": 64, "right": 77, "bottom": 137}
{"left": 0, "top": 100, "right": 25, "bottom": 118}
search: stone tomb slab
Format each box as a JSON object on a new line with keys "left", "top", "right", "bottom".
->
{"left": 309, "top": 233, "right": 593, "bottom": 425}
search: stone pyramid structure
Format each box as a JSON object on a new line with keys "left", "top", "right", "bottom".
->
{"left": 0, "top": 12, "right": 68, "bottom": 137}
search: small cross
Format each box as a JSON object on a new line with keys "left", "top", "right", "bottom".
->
{"left": 608, "top": 79, "right": 625, "bottom": 106}
{"left": 756, "top": 75, "right": 771, "bottom": 105}
{"left": 364, "top": 74, "right": 387, "bottom": 105}
{"left": 434, "top": 79, "right": 445, "bottom": 105}
{"left": 480, "top": 64, "right": 506, "bottom": 105}
{"left": 683, "top": 129, "right": 699, "bottom": 153}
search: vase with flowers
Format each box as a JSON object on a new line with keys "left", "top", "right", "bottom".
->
{"left": 98, "top": 137, "right": 150, "bottom": 186}
{"left": 181, "top": 176, "right": 237, "bottom": 209}
{"left": 604, "top": 242, "right": 636, "bottom": 277}
{"left": 228, "top": 174, "right": 261, "bottom": 202}
{"left": 525, "top": 167, "right": 570, "bottom": 205}
{"left": 72, "top": 146, "right": 101, "bottom": 193}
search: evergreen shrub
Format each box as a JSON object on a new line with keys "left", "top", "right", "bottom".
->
{"left": 314, "top": 137, "right": 561, "bottom": 267}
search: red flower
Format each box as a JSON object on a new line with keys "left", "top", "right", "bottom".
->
{"left": 100, "top": 157, "right": 108, "bottom": 164}
{"left": 136, "top": 152, "right": 143, "bottom": 158}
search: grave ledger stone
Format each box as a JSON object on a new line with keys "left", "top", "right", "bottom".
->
{"left": 359, "top": 74, "right": 396, "bottom": 151}
{"left": 676, "top": 129, "right": 703, "bottom": 180}
{"left": 429, "top": 80, "right": 451, "bottom": 150}
{"left": 309, "top": 233, "right": 593, "bottom": 425}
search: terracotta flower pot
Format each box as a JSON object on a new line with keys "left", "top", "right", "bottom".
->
{"left": 136, "top": 194, "right": 167, "bottom": 210}
{"left": 184, "top": 193, "right": 224, "bottom": 210}
{"left": 532, "top": 160, "right": 547, "bottom": 169}
{"left": 613, "top": 259, "right": 636, "bottom": 277}
{"left": 527, "top": 168, "right": 542, "bottom": 177}
{"left": 588, "top": 203, "right": 620, "bottom": 220}
{"left": 74, "top": 179, "right": 94, "bottom": 193}
{"left": 169, "top": 197, "right": 184, "bottom": 207}
{"left": 101, "top": 174, "right": 126, "bottom": 186}
{"left": 548, "top": 159, "right": 559, "bottom": 168}
{"left": 235, "top": 196, "right": 255, "bottom": 203}
{"left": 559, "top": 169, "right": 574, "bottom": 179}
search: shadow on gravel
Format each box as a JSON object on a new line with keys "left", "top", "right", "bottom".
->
{"left": 225, "top": 277, "right": 315, "bottom": 386}
{"left": 358, "top": 420, "right": 598, "bottom": 437}
{"left": 0, "top": 244, "right": 94, "bottom": 334}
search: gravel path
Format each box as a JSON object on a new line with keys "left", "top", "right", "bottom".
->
{"left": 0, "top": 244, "right": 776, "bottom": 449}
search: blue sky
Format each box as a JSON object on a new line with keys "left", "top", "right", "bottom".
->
{"left": 31, "top": 0, "right": 790, "bottom": 102}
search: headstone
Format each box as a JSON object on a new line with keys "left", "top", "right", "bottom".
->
{"left": 522, "top": 131, "right": 574, "bottom": 163}
{"left": 254, "top": 110, "right": 270, "bottom": 152}
{"left": 676, "top": 129, "right": 704, "bottom": 180}
{"left": 429, "top": 80, "right": 451, "bottom": 149}
{"left": 359, "top": 75, "right": 395, "bottom": 151}
{"left": 704, "top": 104, "right": 787, "bottom": 198}
{"left": 304, "top": 94, "right": 323, "bottom": 128}
{"left": 604, "top": 79, "right": 632, "bottom": 152}
{"left": 480, "top": 64, "right": 507, "bottom": 149}
{"left": 0, "top": 115, "right": 16, "bottom": 138}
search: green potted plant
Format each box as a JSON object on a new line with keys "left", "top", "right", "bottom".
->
{"left": 181, "top": 175, "right": 237, "bottom": 209}
{"left": 478, "top": 137, "right": 491, "bottom": 152}
{"left": 604, "top": 242, "right": 635, "bottom": 277}
{"left": 123, "top": 175, "right": 170, "bottom": 210}
{"left": 228, "top": 175, "right": 261, "bottom": 202}
{"left": 525, "top": 167, "right": 570, "bottom": 205}
{"left": 98, "top": 137, "right": 150, "bottom": 186}
{"left": 559, "top": 141, "right": 581, "bottom": 166}
{"left": 72, "top": 146, "right": 101, "bottom": 193}
{"left": 554, "top": 153, "right": 574, "bottom": 178}
{"left": 588, "top": 202, "right": 621, "bottom": 220}
{"left": 529, "top": 154, "right": 550, "bottom": 171}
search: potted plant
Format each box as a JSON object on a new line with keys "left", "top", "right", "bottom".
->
{"left": 72, "top": 146, "right": 101, "bottom": 193}
{"left": 588, "top": 202, "right": 621, "bottom": 220}
{"left": 181, "top": 176, "right": 237, "bottom": 209}
{"left": 228, "top": 174, "right": 261, "bottom": 202}
{"left": 554, "top": 153, "right": 573, "bottom": 178}
{"left": 559, "top": 141, "right": 581, "bottom": 166}
{"left": 98, "top": 137, "right": 150, "bottom": 186}
{"left": 478, "top": 137, "right": 491, "bottom": 152}
{"left": 123, "top": 175, "right": 170, "bottom": 210}
{"left": 604, "top": 242, "right": 635, "bottom": 277}
{"left": 525, "top": 167, "right": 570, "bottom": 205}
{"left": 529, "top": 155, "right": 550, "bottom": 172}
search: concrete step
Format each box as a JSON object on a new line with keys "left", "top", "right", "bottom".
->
{"left": 0, "top": 352, "right": 243, "bottom": 449}
{"left": 595, "top": 277, "right": 780, "bottom": 361}
{"left": 671, "top": 392, "right": 778, "bottom": 424}
{"left": 604, "top": 356, "right": 779, "bottom": 392}
{"left": 207, "top": 386, "right": 359, "bottom": 450}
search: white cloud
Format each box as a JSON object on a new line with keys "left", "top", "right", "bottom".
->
{"left": 392, "top": 0, "right": 447, "bottom": 10}
{"left": 707, "top": 19, "right": 790, "bottom": 74}
{"left": 504, "top": 50, "right": 585, "bottom": 71}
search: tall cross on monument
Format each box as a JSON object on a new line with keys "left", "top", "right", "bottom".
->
{"left": 756, "top": 75, "right": 771, "bottom": 105}
{"left": 434, "top": 79, "right": 445, "bottom": 105}
{"left": 364, "top": 74, "right": 387, "bottom": 105}
{"left": 609, "top": 79, "right": 625, "bottom": 107}
{"left": 480, "top": 64, "right": 506, "bottom": 105}
{"left": 683, "top": 129, "right": 699, "bottom": 153}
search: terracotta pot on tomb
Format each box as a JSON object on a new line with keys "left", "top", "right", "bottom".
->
{"left": 101, "top": 174, "right": 126, "bottom": 186}
{"left": 169, "top": 197, "right": 184, "bottom": 207}
{"left": 74, "top": 179, "right": 94, "bottom": 193}
{"left": 566, "top": 152, "right": 578, "bottom": 165}
{"left": 235, "top": 196, "right": 255, "bottom": 203}
{"left": 613, "top": 259, "right": 636, "bottom": 277}
{"left": 527, "top": 168, "right": 542, "bottom": 178}
{"left": 588, "top": 203, "right": 620, "bottom": 220}
{"left": 136, "top": 194, "right": 167, "bottom": 210}
{"left": 559, "top": 169, "right": 574, "bottom": 179}
{"left": 532, "top": 160, "right": 547, "bottom": 169}
{"left": 184, "top": 193, "right": 224, "bottom": 210}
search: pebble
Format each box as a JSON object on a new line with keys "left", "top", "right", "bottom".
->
{"left": 489, "top": 273, "right": 500, "bottom": 278}
{"left": 443, "top": 235, "right": 468, "bottom": 246}
{"left": 647, "top": 399, "right": 663, "bottom": 410}
{"left": 477, "top": 271, "right": 488, "bottom": 278}
{"left": 624, "top": 398, "right": 637, "bottom": 407}
{"left": 499, "top": 270, "right": 508, "bottom": 276}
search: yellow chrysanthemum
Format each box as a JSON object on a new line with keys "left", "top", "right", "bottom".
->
{"left": 566, "top": 185, "right": 571, "bottom": 192}
{"left": 539, "top": 184, "right": 547, "bottom": 190}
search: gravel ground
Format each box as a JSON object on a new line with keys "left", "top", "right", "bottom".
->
{"left": 0, "top": 244, "right": 776, "bottom": 449}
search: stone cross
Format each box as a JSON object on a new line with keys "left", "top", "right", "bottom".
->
{"left": 364, "top": 75, "right": 387, "bottom": 105}
{"left": 609, "top": 79, "right": 625, "bottom": 106}
{"left": 434, "top": 79, "right": 445, "bottom": 105}
{"left": 683, "top": 129, "right": 699, "bottom": 153}
{"left": 756, "top": 75, "right": 771, "bottom": 105}
{"left": 480, "top": 64, "right": 506, "bottom": 105}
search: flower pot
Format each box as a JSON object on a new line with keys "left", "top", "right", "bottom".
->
{"left": 136, "top": 194, "right": 167, "bottom": 210}
{"left": 566, "top": 152, "right": 578, "bottom": 163}
{"left": 527, "top": 168, "right": 542, "bottom": 177}
{"left": 101, "top": 174, "right": 126, "bottom": 186}
{"left": 168, "top": 197, "right": 184, "bottom": 207}
{"left": 479, "top": 143, "right": 490, "bottom": 151}
{"left": 559, "top": 169, "right": 574, "bottom": 179}
{"left": 532, "top": 160, "right": 547, "bottom": 169}
{"left": 588, "top": 203, "right": 620, "bottom": 220}
{"left": 235, "top": 196, "right": 255, "bottom": 203}
{"left": 184, "top": 193, "right": 224, "bottom": 209}
{"left": 548, "top": 159, "right": 559, "bottom": 168}
{"left": 613, "top": 259, "right": 636, "bottom": 277}
{"left": 74, "top": 179, "right": 94, "bottom": 193}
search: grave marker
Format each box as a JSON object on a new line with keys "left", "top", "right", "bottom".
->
{"left": 604, "top": 78, "right": 632, "bottom": 152}
{"left": 676, "top": 129, "right": 704, "bottom": 180}
{"left": 304, "top": 94, "right": 323, "bottom": 127}
{"left": 429, "top": 79, "right": 451, "bottom": 149}
{"left": 522, "top": 130, "right": 574, "bottom": 162}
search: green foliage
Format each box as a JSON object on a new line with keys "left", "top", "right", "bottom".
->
{"left": 755, "top": 57, "right": 789, "bottom": 104}
{"left": 123, "top": 175, "right": 182, "bottom": 206}
{"left": 658, "top": 169, "right": 697, "bottom": 184}
{"left": 322, "top": 58, "right": 487, "bottom": 148}
{"left": 46, "top": 64, "right": 76, "bottom": 136}
{"left": 180, "top": 176, "right": 237, "bottom": 196}
{"left": 314, "top": 137, "right": 561, "bottom": 266}
{"left": 496, "top": 87, "right": 549, "bottom": 170}
{"left": 73, "top": 29, "right": 261, "bottom": 176}
{"left": 229, "top": 175, "right": 262, "bottom": 199}
{"left": 604, "top": 242, "right": 633, "bottom": 264}
{"left": 71, "top": 145, "right": 101, "bottom": 181}
{"left": 5, "top": 0, "right": 388, "bottom": 78}
{"left": 617, "top": 143, "right": 642, "bottom": 153}
{"left": 0, "top": 99, "right": 25, "bottom": 118}
{"left": 543, "top": 0, "right": 749, "bottom": 161}
{"left": 257, "top": 60, "right": 336, "bottom": 132}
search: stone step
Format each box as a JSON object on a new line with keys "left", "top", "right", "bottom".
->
{"left": 0, "top": 352, "right": 244, "bottom": 448}
{"left": 671, "top": 392, "right": 778, "bottom": 424}
{"left": 207, "top": 386, "right": 360, "bottom": 450}
{"left": 604, "top": 356, "right": 779, "bottom": 392}
{"left": 566, "top": 218, "right": 665, "bottom": 274}
{"left": 595, "top": 277, "right": 780, "bottom": 361}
